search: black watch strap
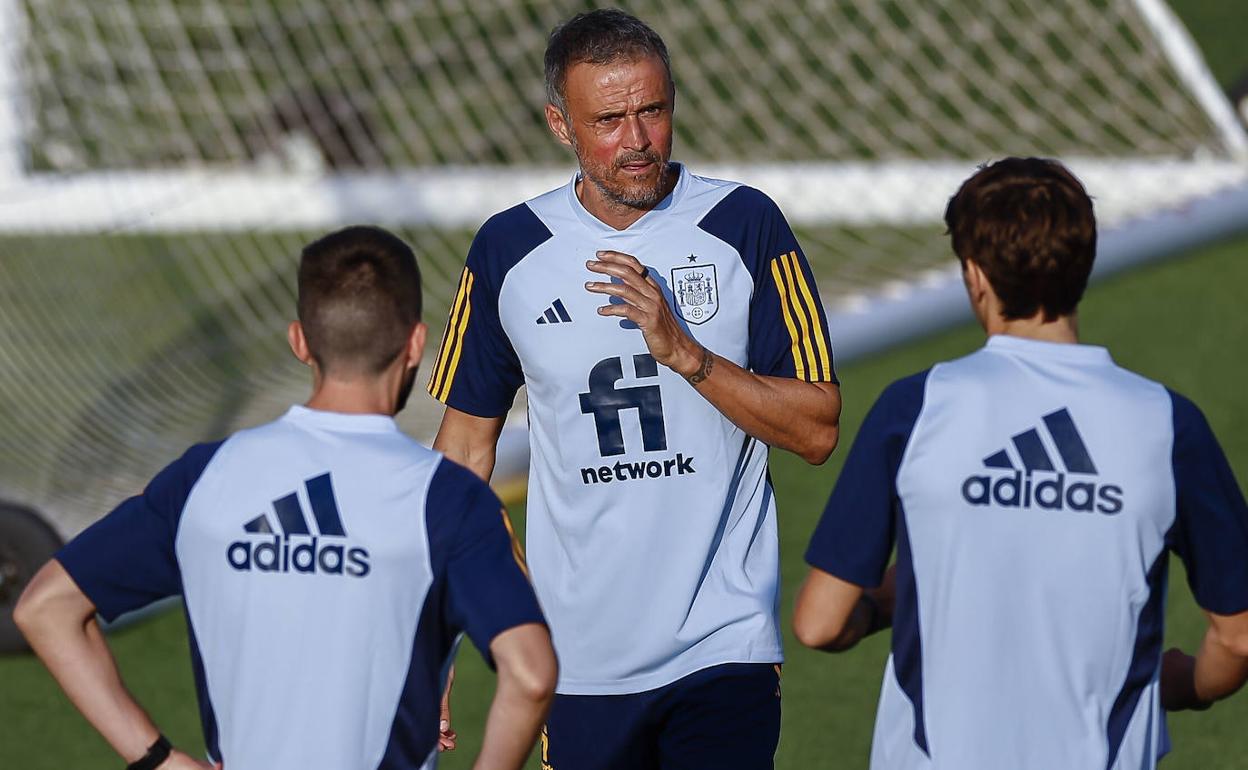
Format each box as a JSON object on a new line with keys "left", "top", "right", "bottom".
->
{"left": 127, "top": 734, "right": 172, "bottom": 770}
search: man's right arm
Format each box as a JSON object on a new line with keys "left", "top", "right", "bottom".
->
{"left": 426, "top": 218, "right": 529, "bottom": 480}
{"left": 433, "top": 407, "right": 507, "bottom": 483}
{"left": 15, "top": 561, "right": 216, "bottom": 769}
{"left": 474, "top": 623, "right": 557, "bottom": 770}
{"left": 796, "top": 374, "right": 926, "bottom": 653}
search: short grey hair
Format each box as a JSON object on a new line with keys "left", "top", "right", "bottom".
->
{"left": 543, "top": 9, "right": 673, "bottom": 116}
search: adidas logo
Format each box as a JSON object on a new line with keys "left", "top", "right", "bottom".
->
{"left": 226, "top": 473, "right": 371, "bottom": 577}
{"left": 536, "top": 298, "right": 572, "bottom": 325}
{"left": 961, "top": 408, "right": 1124, "bottom": 515}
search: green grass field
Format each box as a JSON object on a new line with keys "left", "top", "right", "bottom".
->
{"left": 2, "top": 0, "right": 1245, "bottom": 765}
{"left": 3, "top": 236, "right": 1246, "bottom": 768}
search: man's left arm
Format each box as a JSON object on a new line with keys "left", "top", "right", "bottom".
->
{"left": 587, "top": 250, "right": 840, "bottom": 464}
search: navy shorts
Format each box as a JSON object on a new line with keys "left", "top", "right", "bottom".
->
{"left": 540, "top": 663, "right": 782, "bottom": 770}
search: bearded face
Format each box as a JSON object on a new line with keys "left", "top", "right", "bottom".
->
{"left": 549, "top": 54, "right": 676, "bottom": 217}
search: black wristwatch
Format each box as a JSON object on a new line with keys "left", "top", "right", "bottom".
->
{"left": 127, "top": 734, "right": 172, "bottom": 770}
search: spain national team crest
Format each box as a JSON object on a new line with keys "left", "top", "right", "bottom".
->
{"left": 671, "top": 263, "right": 718, "bottom": 325}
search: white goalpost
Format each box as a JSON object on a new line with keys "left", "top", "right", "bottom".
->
{"left": 0, "top": 0, "right": 1245, "bottom": 546}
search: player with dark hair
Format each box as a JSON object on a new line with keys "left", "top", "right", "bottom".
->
{"left": 793, "top": 157, "right": 1248, "bottom": 769}
{"left": 15, "top": 225, "right": 556, "bottom": 770}
{"left": 428, "top": 8, "right": 841, "bottom": 770}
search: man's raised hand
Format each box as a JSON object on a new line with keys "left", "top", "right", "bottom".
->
{"left": 585, "top": 250, "right": 700, "bottom": 377}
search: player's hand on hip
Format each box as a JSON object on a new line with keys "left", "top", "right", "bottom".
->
{"left": 438, "top": 664, "right": 458, "bottom": 751}
{"left": 586, "top": 250, "right": 701, "bottom": 375}
{"left": 156, "top": 749, "right": 221, "bottom": 769}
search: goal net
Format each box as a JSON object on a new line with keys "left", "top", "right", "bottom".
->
{"left": 0, "top": 0, "right": 1244, "bottom": 536}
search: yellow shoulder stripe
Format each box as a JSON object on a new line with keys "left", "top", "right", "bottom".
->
{"left": 427, "top": 268, "right": 474, "bottom": 402}
{"left": 769, "top": 257, "right": 807, "bottom": 380}
{"left": 784, "top": 251, "right": 833, "bottom": 380}
{"left": 771, "top": 252, "right": 833, "bottom": 381}
{"left": 499, "top": 507, "right": 529, "bottom": 578}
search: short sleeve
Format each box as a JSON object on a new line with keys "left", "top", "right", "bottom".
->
{"left": 805, "top": 371, "right": 929, "bottom": 587}
{"left": 427, "top": 460, "right": 546, "bottom": 667}
{"left": 1168, "top": 391, "right": 1248, "bottom": 614}
{"left": 698, "top": 186, "right": 836, "bottom": 382}
{"left": 426, "top": 205, "right": 551, "bottom": 417}
{"left": 55, "top": 441, "right": 223, "bottom": 622}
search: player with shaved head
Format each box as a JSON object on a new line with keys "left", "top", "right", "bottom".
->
{"left": 16, "top": 226, "right": 555, "bottom": 770}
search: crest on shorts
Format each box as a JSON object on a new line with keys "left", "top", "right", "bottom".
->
{"left": 671, "top": 263, "right": 718, "bottom": 325}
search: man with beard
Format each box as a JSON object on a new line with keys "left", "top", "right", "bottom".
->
{"left": 427, "top": 10, "right": 841, "bottom": 769}
{"left": 16, "top": 226, "right": 556, "bottom": 770}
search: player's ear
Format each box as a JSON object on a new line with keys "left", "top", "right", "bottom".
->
{"left": 961, "top": 259, "right": 996, "bottom": 329}
{"left": 545, "top": 103, "right": 574, "bottom": 148}
{"left": 288, "top": 320, "right": 314, "bottom": 366}
{"left": 405, "top": 322, "right": 428, "bottom": 371}
{"left": 962, "top": 259, "right": 989, "bottom": 301}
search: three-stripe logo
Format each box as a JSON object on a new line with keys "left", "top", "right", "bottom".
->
{"left": 961, "top": 408, "right": 1124, "bottom": 514}
{"left": 226, "top": 473, "right": 371, "bottom": 577}
{"left": 536, "top": 298, "right": 572, "bottom": 325}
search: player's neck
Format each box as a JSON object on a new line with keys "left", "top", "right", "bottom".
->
{"left": 985, "top": 312, "right": 1080, "bottom": 345}
{"left": 303, "top": 370, "right": 407, "bottom": 417}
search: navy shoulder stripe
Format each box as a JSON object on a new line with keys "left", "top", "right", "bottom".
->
{"left": 470, "top": 202, "right": 554, "bottom": 289}
{"left": 55, "top": 439, "right": 226, "bottom": 621}
{"left": 805, "top": 367, "right": 930, "bottom": 587}
{"left": 696, "top": 185, "right": 781, "bottom": 279}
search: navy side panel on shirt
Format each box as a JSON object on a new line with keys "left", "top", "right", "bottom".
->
{"left": 1168, "top": 389, "right": 1248, "bottom": 614}
{"left": 379, "top": 458, "right": 545, "bottom": 768}
{"left": 1107, "top": 547, "right": 1168, "bottom": 769}
{"left": 892, "top": 499, "right": 928, "bottom": 756}
{"left": 184, "top": 609, "right": 222, "bottom": 762}
{"left": 427, "top": 203, "right": 553, "bottom": 417}
{"left": 698, "top": 185, "right": 837, "bottom": 383}
{"left": 805, "top": 370, "right": 930, "bottom": 587}
{"left": 56, "top": 441, "right": 224, "bottom": 621}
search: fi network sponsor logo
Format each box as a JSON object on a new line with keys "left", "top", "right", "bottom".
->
{"left": 577, "top": 354, "right": 696, "bottom": 484}
{"left": 226, "top": 473, "right": 371, "bottom": 577}
{"left": 961, "top": 408, "right": 1123, "bottom": 515}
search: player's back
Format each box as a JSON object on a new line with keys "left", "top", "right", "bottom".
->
{"left": 171, "top": 406, "right": 509, "bottom": 769}
{"left": 875, "top": 335, "right": 1174, "bottom": 769}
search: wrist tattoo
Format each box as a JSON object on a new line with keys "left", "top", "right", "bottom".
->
{"left": 687, "top": 347, "right": 714, "bottom": 385}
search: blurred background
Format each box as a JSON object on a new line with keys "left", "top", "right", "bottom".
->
{"left": 1, "top": 1, "right": 1246, "bottom": 767}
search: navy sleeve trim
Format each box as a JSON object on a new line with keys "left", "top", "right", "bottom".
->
{"left": 427, "top": 203, "right": 551, "bottom": 416}
{"left": 1168, "top": 389, "right": 1248, "bottom": 614}
{"left": 805, "top": 370, "right": 930, "bottom": 587}
{"left": 699, "top": 185, "right": 836, "bottom": 383}
{"left": 56, "top": 440, "right": 225, "bottom": 621}
{"left": 427, "top": 459, "right": 546, "bottom": 668}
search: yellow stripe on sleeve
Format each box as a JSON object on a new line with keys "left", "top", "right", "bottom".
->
{"left": 434, "top": 270, "right": 474, "bottom": 402}
{"left": 499, "top": 507, "right": 529, "bottom": 577}
{"left": 769, "top": 257, "right": 807, "bottom": 380}
{"left": 785, "top": 251, "right": 833, "bottom": 380}
{"left": 540, "top": 726, "right": 552, "bottom": 770}
{"left": 427, "top": 267, "right": 472, "bottom": 397}
{"left": 779, "top": 253, "right": 820, "bottom": 381}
